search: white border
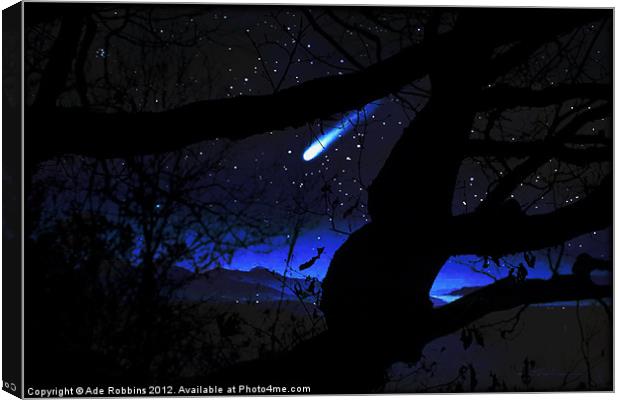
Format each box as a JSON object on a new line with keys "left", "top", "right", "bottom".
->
{"left": 0, "top": 1, "right": 616, "bottom": 400}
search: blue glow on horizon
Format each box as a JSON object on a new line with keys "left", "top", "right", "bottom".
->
{"left": 302, "top": 102, "right": 381, "bottom": 161}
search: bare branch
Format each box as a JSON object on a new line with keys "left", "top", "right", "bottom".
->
{"left": 463, "top": 138, "right": 611, "bottom": 165}
{"left": 431, "top": 275, "right": 611, "bottom": 338}
{"left": 478, "top": 83, "right": 611, "bottom": 110}
{"left": 450, "top": 175, "right": 611, "bottom": 256}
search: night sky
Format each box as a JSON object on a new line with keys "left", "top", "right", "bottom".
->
{"left": 28, "top": 4, "right": 611, "bottom": 301}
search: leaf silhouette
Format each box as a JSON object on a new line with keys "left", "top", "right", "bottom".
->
{"left": 524, "top": 252, "right": 536, "bottom": 268}
{"left": 516, "top": 263, "right": 528, "bottom": 282}
{"left": 492, "top": 256, "right": 502, "bottom": 267}
{"left": 298, "top": 247, "right": 325, "bottom": 271}
{"left": 308, "top": 279, "right": 315, "bottom": 294}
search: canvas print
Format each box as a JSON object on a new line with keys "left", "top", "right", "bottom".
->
{"left": 12, "top": 2, "right": 614, "bottom": 395}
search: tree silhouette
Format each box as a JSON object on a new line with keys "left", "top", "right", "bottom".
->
{"left": 24, "top": 5, "right": 611, "bottom": 393}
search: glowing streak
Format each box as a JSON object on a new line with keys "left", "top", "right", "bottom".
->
{"left": 302, "top": 102, "right": 381, "bottom": 161}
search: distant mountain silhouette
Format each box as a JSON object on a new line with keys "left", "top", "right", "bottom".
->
{"left": 166, "top": 266, "right": 314, "bottom": 303}
{"left": 166, "top": 266, "right": 448, "bottom": 306}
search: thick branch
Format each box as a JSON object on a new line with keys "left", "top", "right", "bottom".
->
{"left": 431, "top": 275, "right": 611, "bottom": 338}
{"left": 451, "top": 175, "right": 611, "bottom": 257}
{"left": 33, "top": 13, "right": 85, "bottom": 108}
{"left": 26, "top": 38, "right": 434, "bottom": 161}
{"left": 74, "top": 17, "right": 97, "bottom": 107}
{"left": 26, "top": 9, "right": 606, "bottom": 163}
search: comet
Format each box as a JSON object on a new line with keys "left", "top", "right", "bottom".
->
{"left": 302, "top": 101, "right": 381, "bottom": 161}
